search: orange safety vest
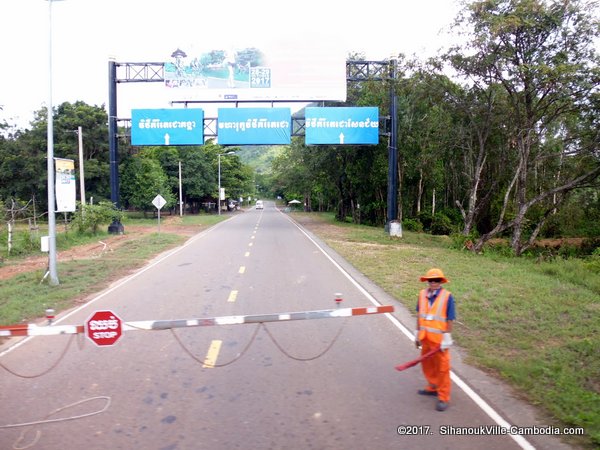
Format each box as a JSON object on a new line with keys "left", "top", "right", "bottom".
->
{"left": 417, "top": 288, "right": 450, "bottom": 344}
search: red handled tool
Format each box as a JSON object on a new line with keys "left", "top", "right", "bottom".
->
{"left": 394, "top": 346, "right": 441, "bottom": 372}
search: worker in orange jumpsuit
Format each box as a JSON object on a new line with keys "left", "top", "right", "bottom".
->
{"left": 414, "top": 268, "right": 456, "bottom": 412}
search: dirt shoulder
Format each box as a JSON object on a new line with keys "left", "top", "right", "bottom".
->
{"left": 2, "top": 214, "right": 586, "bottom": 282}
{"left": 0, "top": 217, "right": 201, "bottom": 282}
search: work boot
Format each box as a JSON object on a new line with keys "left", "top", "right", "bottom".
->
{"left": 436, "top": 401, "right": 448, "bottom": 411}
{"left": 417, "top": 389, "right": 438, "bottom": 396}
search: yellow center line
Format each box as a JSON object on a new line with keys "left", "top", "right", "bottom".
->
{"left": 249, "top": 242, "right": 253, "bottom": 247}
{"left": 239, "top": 266, "right": 246, "bottom": 274}
{"left": 203, "top": 340, "right": 222, "bottom": 368}
{"left": 244, "top": 252, "right": 250, "bottom": 257}
{"left": 228, "top": 290, "right": 238, "bottom": 303}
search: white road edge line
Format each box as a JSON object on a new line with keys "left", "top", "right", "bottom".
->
{"left": 280, "top": 210, "right": 535, "bottom": 450}
{"left": 0, "top": 209, "right": 536, "bottom": 449}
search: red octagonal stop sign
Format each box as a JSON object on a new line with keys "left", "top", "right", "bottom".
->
{"left": 85, "top": 310, "right": 123, "bottom": 346}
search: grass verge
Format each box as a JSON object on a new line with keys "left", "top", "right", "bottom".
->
{"left": 0, "top": 233, "right": 184, "bottom": 325}
{"left": 294, "top": 212, "right": 599, "bottom": 449}
{"left": 1, "top": 211, "right": 598, "bottom": 447}
{"left": 0, "top": 213, "right": 226, "bottom": 324}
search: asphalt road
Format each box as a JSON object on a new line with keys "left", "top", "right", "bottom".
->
{"left": 0, "top": 202, "right": 574, "bottom": 449}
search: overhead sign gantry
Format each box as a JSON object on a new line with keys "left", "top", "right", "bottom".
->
{"left": 107, "top": 59, "right": 398, "bottom": 234}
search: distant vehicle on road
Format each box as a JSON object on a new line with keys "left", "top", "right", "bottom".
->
{"left": 255, "top": 200, "right": 264, "bottom": 210}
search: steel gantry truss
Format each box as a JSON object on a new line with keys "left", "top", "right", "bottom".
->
{"left": 108, "top": 60, "right": 398, "bottom": 233}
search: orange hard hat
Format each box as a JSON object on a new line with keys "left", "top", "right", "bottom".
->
{"left": 419, "top": 268, "right": 449, "bottom": 283}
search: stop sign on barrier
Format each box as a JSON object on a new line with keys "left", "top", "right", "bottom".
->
{"left": 85, "top": 310, "right": 123, "bottom": 347}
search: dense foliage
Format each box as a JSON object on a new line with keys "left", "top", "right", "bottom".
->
{"left": 269, "top": 0, "right": 600, "bottom": 255}
{"left": 71, "top": 201, "right": 125, "bottom": 234}
{"left": 1, "top": 0, "right": 598, "bottom": 254}
{"left": 0, "top": 103, "right": 255, "bottom": 222}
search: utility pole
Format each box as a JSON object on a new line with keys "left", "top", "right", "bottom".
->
{"left": 78, "top": 126, "right": 86, "bottom": 206}
{"left": 218, "top": 151, "right": 235, "bottom": 215}
{"left": 179, "top": 161, "right": 183, "bottom": 216}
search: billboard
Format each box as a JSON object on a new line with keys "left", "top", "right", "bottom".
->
{"left": 305, "top": 107, "right": 380, "bottom": 145}
{"left": 218, "top": 108, "right": 291, "bottom": 145}
{"left": 54, "top": 158, "right": 76, "bottom": 212}
{"left": 131, "top": 109, "right": 204, "bottom": 146}
{"left": 164, "top": 39, "right": 346, "bottom": 103}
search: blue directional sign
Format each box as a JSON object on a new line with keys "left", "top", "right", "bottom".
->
{"left": 305, "top": 107, "right": 379, "bottom": 145}
{"left": 131, "top": 109, "right": 204, "bottom": 146}
{"left": 218, "top": 108, "right": 291, "bottom": 145}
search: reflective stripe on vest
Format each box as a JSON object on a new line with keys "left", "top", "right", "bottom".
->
{"left": 418, "top": 288, "right": 450, "bottom": 343}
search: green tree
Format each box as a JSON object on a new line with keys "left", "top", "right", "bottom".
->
{"left": 179, "top": 145, "right": 216, "bottom": 210}
{"left": 122, "top": 141, "right": 254, "bottom": 215}
{"left": 270, "top": 63, "right": 392, "bottom": 224}
{"left": 0, "top": 125, "right": 47, "bottom": 207}
{"left": 121, "top": 153, "right": 175, "bottom": 215}
{"left": 0, "top": 101, "right": 110, "bottom": 210}
{"left": 272, "top": 138, "right": 321, "bottom": 209}
{"left": 385, "top": 58, "right": 466, "bottom": 225}
{"left": 53, "top": 101, "right": 111, "bottom": 202}
{"left": 441, "top": 78, "right": 513, "bottom": 236}
{"left": 449, "top": 0, "right": 600, "bottom": 254}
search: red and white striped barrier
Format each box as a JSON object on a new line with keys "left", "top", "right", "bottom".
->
{"left": 0, "top": 305, "right": 394, "bottom": 338}
{"left": 0, "top": 323, "right": 84, "bottom": 337}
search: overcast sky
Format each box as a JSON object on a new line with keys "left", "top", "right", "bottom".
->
{"left": 1, "top": 0, "right": 463, "bottom": 128}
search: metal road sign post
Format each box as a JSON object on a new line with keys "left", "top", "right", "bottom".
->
{"left": 152, "top": 194, "right": 167, "bottom": 232}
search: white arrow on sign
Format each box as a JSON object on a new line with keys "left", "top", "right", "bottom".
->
{"left": 339, "top": 132, "right": 345, "bottom": 144}
{"left": 152, "top": 194, "right": 167, "bottom": 210}
{"left": 164, "top": 133, "right": 170, "bottom": 145}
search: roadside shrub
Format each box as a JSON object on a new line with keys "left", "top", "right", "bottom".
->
{"left": 580, "top": 237, "right": 600, "bottom": 257}
{"left": 534, "top": 237, "right": 600, "bottom": 260}
{"left": 584, "top": 250, "right": 600, "bottom": 274}
{"left": 557, "top": 245, "right": 580, "bottom": 259}
{"left": 0, "top": 228, "right": 39, "bottom": 257}
{"left": 403, "top": 218, "right": 423, "bottom": 232}
{"left": 417, "top": 211, "right": 433, "bottom": 231}
{"left": 450, "top": 231, "right": 479, "bottom": 251}
{"left": 438, "top": 207, "right": 463, "bottom": 229}
{"left": 540, "top": 214, "right": 563, "bottom": 238}
{"left": 71, "top": 202, "right": 124, "bottom": 234}
{"left": 485, "top": 240, "right": 515, "bottom": 257}
{"left": 431, "top": 213, "right": 453, "bottom": 235}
